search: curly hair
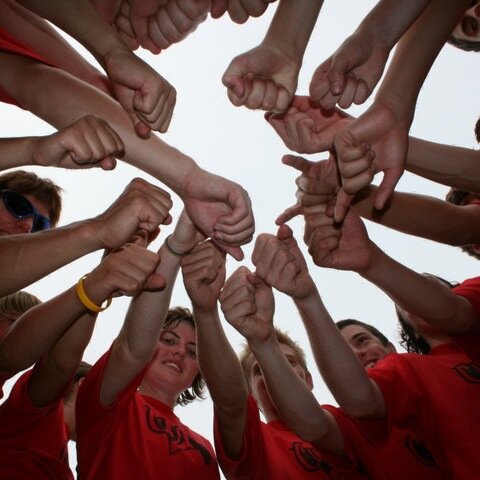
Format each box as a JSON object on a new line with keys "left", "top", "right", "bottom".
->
{"left": 164, "top": 307, "right": 205, "bottom": 406}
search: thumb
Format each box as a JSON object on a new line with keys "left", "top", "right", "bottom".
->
{"left": 282, "top": 154, "right": 311, "bottom": 173}
{"left": 214, "top": 242, "right": 244, "bottom": 261}
{"left": 328, "top": 56, "right": 349, "bottom": 96}
{"left": 276, "top": 223, "right": 293, "bottom": 241}
{"left": 144, "top": 272, "right": 166, "bottom": 290}
{"left": 210, "top": 0, "right": 228, "bottom": 18}
{"left": 334, "top": 188, "right": 353, "bottom": 223}
{"left": 374, "top": 168, "right": 402, "bottom": 210}
{"left": 275, "top": 203, "right": 302, "bottom": 225}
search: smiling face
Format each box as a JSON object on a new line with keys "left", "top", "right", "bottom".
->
{"left": 340, "top": 324, "right": 395, "bottom": 369}
{"left": 142, "top": 320, "right": 199, "bottom": 406}
{"left": 0, "top": 192, "right": 50, "bottom": 236}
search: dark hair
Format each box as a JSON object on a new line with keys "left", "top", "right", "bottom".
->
{"left": 164, "top": 307, "right": 205, "bottom": 406}
{"left": 445, "top": 188, "right": 480, "bottom": 260}
{"left": 447, "top": 34, "right": 480, "bottom": 52}
{"left": 238, "top": 327, "right": 309, "bottom": 391}
{"left": 0, "top": 170, "right": 63, "bottom": 226}
{"left": 336, "top": 319, "right": 392, "bottom": 348}
{"left": 396, "top": 274, "right": 458, "bottom": 354}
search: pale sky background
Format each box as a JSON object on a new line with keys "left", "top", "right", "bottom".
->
{"left": 1, "top": 1, "right": 480, "bottom": 476}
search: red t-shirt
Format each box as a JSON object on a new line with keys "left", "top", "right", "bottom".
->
{"left": 0, "top": 368, "right": 72, "bottom": 479}
{"left": 324, "top": 405, "right": 448, "bottom": 480}
{"left": 366, "top": 344, "right": 480, "bottom": 478}
{"left": 0, "top": 27, "right": 54, "bottom": 107}
{"left": 214, "top": 395, "right": 365, "bottom": 480}
{"left": 76, "top": 347, "right": 220, "bottom": 480}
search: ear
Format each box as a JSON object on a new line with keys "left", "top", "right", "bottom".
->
{"left": 305, "top": 370, "right": 314, "bottom": 391}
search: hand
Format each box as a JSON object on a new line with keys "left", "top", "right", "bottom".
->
{"left": 306, "top": 206, "right": 373, "bottom": 273}
{"left": 114, "top": 1, "right": 141, "bottom": 50}
{"left": 332, "top": 100, "right": 409, "bottom": 222}
{"left": 276, "top": 154, "right": 339, "bottom": 225}
{"left": 167, "top": 209, "right": 205, "bottom": 255}
{"left": 182, "top": 169, "right": 255, "bottom": 260}
{"left": 134, "top": 0, "right": 210, "bottom": 53}
{"left": 84, "top": 233, "right": 164, "bottom": 304}
{"left": 32, "top": 115, "right": 124, "bottom": 170}
{"left": 181, "top": 240, "right": 226, "bottom": 312}
{"left": 252, "top": 225, "right": 316, "bottom": 300}
{"left": 94, "top": 178, "right": 172, "bottom": 250}
{"left": 104, "top": 47, "right": 176, "bottom": 137}
{"left": 211, "top": 0, "right": 276, "bottom": 23}
{"left": 223, "top": 42, "right": 299, "bottom": 112}
{"left": 219, "top": 266, "right": 275, "bottom": 345}
{"left": 309, "top": 33, "right": 389, "bottom": 110}
{"left": 266, "top": 96, "right": 352, "bottom": 154}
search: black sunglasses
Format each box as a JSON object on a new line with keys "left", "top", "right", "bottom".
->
{"left": 0, "top": 189, "right": 51, "bottom": 232}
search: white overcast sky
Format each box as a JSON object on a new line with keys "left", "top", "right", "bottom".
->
{"left": 1, "top": 1, "right": 480, "bottom": 475}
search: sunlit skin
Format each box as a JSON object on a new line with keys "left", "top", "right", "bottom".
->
{"left": 451, "top": 3, "right": 480, "bottom": 42}
{"left": 139, "top": 321, "right": 198, "bottom": 408}
{"left": 0, "top": 193, "right": 50, "bottom": 236}
{"left": 339, "top": 325, "right": 395, "bottom": 369}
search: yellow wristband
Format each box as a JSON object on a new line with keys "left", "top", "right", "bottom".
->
{"left": 76, "top": 275, "right": 112, "bottom": 313}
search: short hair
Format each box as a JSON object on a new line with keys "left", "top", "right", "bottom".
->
{"left": 238, "top": 327, "right": 309, "bottom": 391}
{"left": 447, "top": 34, "right": 480, "bottom": 52}
{"left": 445, "top": 188, "right": 480, "bottom": 260}
{"left": 396, "top": 274, "right": 458, "bottom": 355}
{"left": 0, "top": 170, "right": 63, "bottom": 226}
{"left": 0, "top": 290, "right": 41, "bottom": 325}
{"left": 164, "top": 307, "right": 205, "bottom": 406}
{"left": 336, "top": 319, "right": 392, "bottom": 348}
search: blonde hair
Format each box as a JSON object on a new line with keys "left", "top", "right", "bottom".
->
{"left": 0, "top": 290, "right": 41, "bottom": 324}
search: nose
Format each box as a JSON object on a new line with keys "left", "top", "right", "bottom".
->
{"left": 172, "top": 344, "right": 186, "bottom": 358}
{"left": 475, "top": 4, "right": 480, "bottom": 16}
{"left": 15, "top": 217, "right": 34, "bottom": 233}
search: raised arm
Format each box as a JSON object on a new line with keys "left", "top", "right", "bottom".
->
{"left": 15, "top": 0, "right": 176, "bottom": 136}
{"left": 211, "top": 0, "right": 277, "bottom": 24}
{"left": 0, "top": 115, "right": 123, "bottom": 171}
{"left": 310, "top": 0, "right": 433, "bottom": 109}
{"left": 223, "top": 0, "right": 323, "bottom": 112}
{"left": 0, "top": 178, "right": 171, "bottom": 297}
{"left": 181, "top": 240, "right": 250, "bottom": 459}
{"left": 98, "top": 210, "right": 203, "bottom": 406}
{"left": 0, "top": 52, "right": 254, "bottom": 259}
{"left": 2, "top": 233, "right": 163, "bottom": 407}
{"left": 248, "top": 226, "right": 344, "bottom": 452}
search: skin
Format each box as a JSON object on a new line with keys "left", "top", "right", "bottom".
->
{"left": 451, "top": 3, "right": 480, "bottom": 43}
{"left": 0, "top": 193, "right": 49, "bottom": 235}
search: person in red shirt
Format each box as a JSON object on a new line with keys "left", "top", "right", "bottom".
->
{"left": 76, "top": 211, "right": 220, "bottom": 480}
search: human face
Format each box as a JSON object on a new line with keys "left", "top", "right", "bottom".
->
{"left": 144, "top": 321, "right": 199, "bottom": 401}
{"left": 340, "top": 325, "right": 394, "bottom": 369}
{"left": 452, "top": 3, "right": 480, "bottom": 43}
{"left": 248, "top": 343, "right": 312, "bottom": 408}
{"left": 0, "top": 191, "right": 50, "bottom": 235}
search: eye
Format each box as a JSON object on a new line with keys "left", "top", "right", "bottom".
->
{"left": 187, "top": 347, "right": 197, "bottom": 359}
{"left": 463, "top": 16, "right": 479, "bottom": 36}
{"left": 160, "top": 333, "right": 176, "bottom": 345}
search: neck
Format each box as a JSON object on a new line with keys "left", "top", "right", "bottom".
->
{"left": 138, "top": 382, "right": 177, "bottom": 409}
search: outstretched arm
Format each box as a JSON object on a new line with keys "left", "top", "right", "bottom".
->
{"left": 5, "top": 233, "right": 163, "bottom": 407}
{"left": 249, "top": 226, "right": 344, "bottom": 451}
{"left": 223, "top": 0, "right": 323, "bottom": 112}
{"left": 0, "top": 53, "right": 254, "bottom": 259}
{"left": 182, "top": 240, "right": 249, "bottom": 459}
{"left": 0, "top": 178, "right": 171, "bottom": 297}
{"left": 98, "top": 210, "right": 202, "bottom": 406}
{"left": 0, "top": 115, "right": 123, "bottom": 171}
{"left": 310, "top": 0, "right": 432, "bottom": 110}
{"left": 16, "top": 0, "right": 176, "bottom": 136}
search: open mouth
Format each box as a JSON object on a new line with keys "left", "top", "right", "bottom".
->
{"left": 164, "top": 361, "right": 182, "bottom": 373}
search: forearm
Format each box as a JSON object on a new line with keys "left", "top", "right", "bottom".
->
{"left": 16, "top": 0, "right": 127, "bottom": 67}
{"left": 263, "top": 0, "right": 322, "bottom": 60}
{"left": 0, "top": 55, "right": 198, "bottom": 196}
{"left": 354, "top": 0, "right": 432, "bottom": 51}
{"left": 375, "top": 0, "right": 469, "bottom": 120}
{"left": 360, "top": 244, "right": 479, "bottom": 334}
{"left": 353, "top": 186, "right": 480, "bottom": 246}
{"left": 195, "top": 308, "right": 247, "bottom": 414}
{"left": 294, "top": 289, "right": 383, "bottom": 417}
{"left": 407, "top": 137, "right": 480, "bottom": 193}
{"left": 0, "top": 220, "right": 104, "bottom": 296}
{"left": 0, "top": 136, "right": 40, "bottom": 170}
{"left": 249, "top": 335, "right": 344, "bottom": 452}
